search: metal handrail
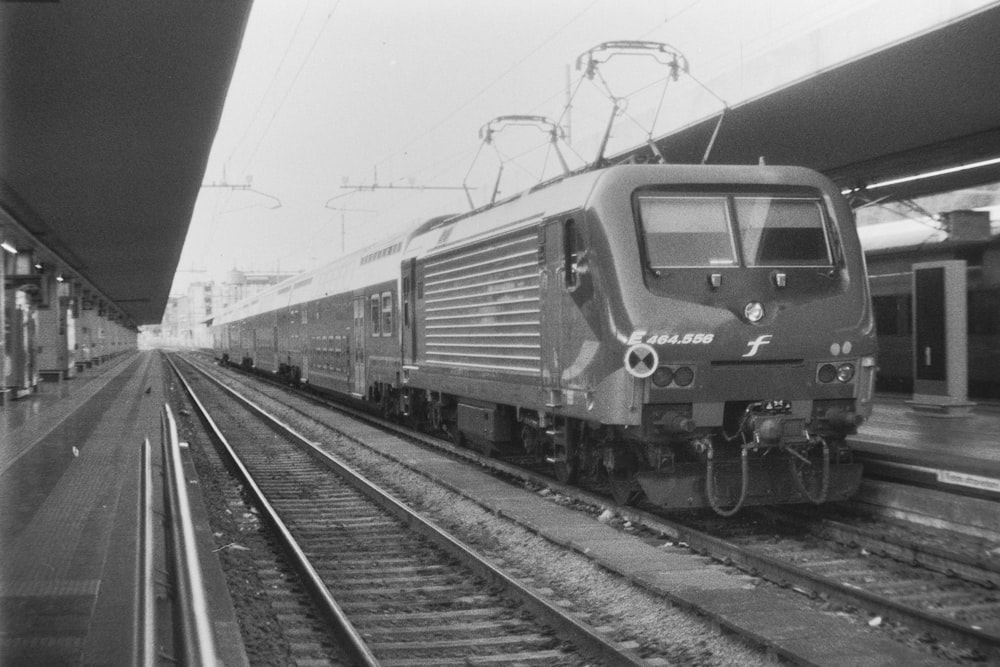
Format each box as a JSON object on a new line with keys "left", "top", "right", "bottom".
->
{"left": 134, "top": 437, "right": 156, "bottom": 667}
{"left": 161, "top": 404, "right": 219, "bottom": 666}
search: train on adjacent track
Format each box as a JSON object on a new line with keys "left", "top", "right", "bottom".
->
{"left": 860, "top": 212, "right": 1000, "bottom": 399}
{"left": 212, "top": 163, "right": 877, "bottom": 515}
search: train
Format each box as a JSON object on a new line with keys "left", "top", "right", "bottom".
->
{"left": 861, "top": 210, "right": 1000, "bottom": 399}
{"left": 212, "top": 163, "right": 878, "bottom": 515}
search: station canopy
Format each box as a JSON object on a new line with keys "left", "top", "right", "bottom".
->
{"left": 0, "top": 1, "right": 251, "bottom": 325}
{"left": 2, "top": 2, "right": 999, "bottom": 325}
{"left": 618, "top": 2, "right": 1000, "bottom": 204}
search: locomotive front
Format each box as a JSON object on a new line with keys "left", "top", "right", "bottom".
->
{"left": 584, "top": 165, "right": 876, "bottom": 514}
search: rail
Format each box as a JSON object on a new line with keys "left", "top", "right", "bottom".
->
{"left": 134, "top": 405, "right": 219, "bottom": 666}
{"left": 167, "top": 355, "right": 381, "bottom": 666}
{"left": 172, "top": 351, "right": 648, "bottom": 666}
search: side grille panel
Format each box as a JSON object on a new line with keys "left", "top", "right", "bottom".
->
{"left": 423, "top": 232, "right": 541, "bottom": 375}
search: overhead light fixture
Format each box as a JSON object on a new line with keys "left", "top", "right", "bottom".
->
{"left": 1, "top": 241, "right": 17, "bottom": 254}
{"left": 844, "top": 156, "right": 1000, "bottom": 195}
{"left": 56, "top": 274, "right": 65, "bottom": 282}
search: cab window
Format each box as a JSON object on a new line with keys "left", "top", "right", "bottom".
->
{"left": 637, "top": 193, "right": 832, "bottom": 269}
{"left": 637, "top": 196, "right": 736, "bottom": 268}
{"left": 734, "top": 196, "right": 831, "bottom": 267}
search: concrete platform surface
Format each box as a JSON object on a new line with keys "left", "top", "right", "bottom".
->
{"left": 0, "top": 351, "right": 245, "bottom": 666}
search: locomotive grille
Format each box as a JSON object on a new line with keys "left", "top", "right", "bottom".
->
{"left": 422, "top": 230, "right": 541, "bottom": 375}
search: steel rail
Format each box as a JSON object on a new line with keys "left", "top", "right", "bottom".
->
{"left": 165, "top": 356, "right": 381, "bottom": 667}
{"left": 633, "top": 510, "right": 1000, "bottom": 662}
{"left": 185, "top": 352, "right": 1000, "bottom": 661}
{"left": 171, "top": 352, "right": 647, "bottom": 666}
{"left": 160, "top": 404, "right": 220, "bottom": 666}
{"left": 766, "top": 506, "right": 1000, "bottom": 588}
{"left": 333, "top": 360, "right": 1000, "bottom": 659}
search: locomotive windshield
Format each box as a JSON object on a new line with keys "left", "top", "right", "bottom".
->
{"left": 638, "top": 194, "right": 832, "bottom": 269}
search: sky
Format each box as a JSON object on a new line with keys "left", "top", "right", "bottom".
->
{"left": 170, "top": 0, "right": 996, "bottom": 295}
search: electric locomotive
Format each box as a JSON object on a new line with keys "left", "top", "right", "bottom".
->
{"left": 214, "top": 163, "right": 877, "bottom": 515}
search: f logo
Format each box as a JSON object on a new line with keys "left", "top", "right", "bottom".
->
{"left": 743, "top": 334, "right": 773, "bottom": 358}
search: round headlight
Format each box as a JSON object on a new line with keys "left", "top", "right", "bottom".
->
{"left": 651, "top": 366, "right": 674, "bottom": 387}
{"left": 744, "top": 301, "right": 764, "bottom": 323}
{"left": 837, "top": 363, "right": 855, "bottom": 383}
{"left": 673, "top": 366, "right": 695, "bottom": 387}
{"left": 818, "top": 363, "right": 837, "bottom": 383}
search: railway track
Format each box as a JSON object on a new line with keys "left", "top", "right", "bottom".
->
{"left": 179, "top": 352, "right": 1000, "bottom": 662}
{"left": 168, "top": 354, "right": 646, "bottom": 666}
{"left": 655, "top": 506, "right": 1000, "bottom": 662}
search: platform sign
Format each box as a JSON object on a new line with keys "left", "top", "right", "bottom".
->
{"left": 908, "top": 260, "right": 975, "bottom": 415}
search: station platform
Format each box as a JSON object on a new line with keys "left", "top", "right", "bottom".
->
{"left": 850, "top": 394, "right": 1000, "bottom": 495}
{"left": 0, "top": 350, "right": 245, "bottom": 666}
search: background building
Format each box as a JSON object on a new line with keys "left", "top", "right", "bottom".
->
{"left": 140, "top": 269, "right": 295, "bottom": 349}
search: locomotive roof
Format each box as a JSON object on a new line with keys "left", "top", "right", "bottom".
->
{"left": 214, "top": 168, "right": 610, "bottom": 325}
{"left": 214, "top": 163, "right": 845, "bottom": 325}
{"left": 403, "top": 168, "right": 608, "bottom": 261}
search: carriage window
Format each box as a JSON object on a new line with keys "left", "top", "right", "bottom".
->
{"left": 370, "top": 295, "right": 380, "bottom": 336}
{"left": 381, "top": 292, "right": 393, "bottom": 336}
{"left": 638, "top": 196, "right": 736, "bottom": 268}
{"left": 734, "top": 196, "right": 831, "bottom": 266}
{"left": 873, "top": 294, "right": 910, "bottom": 336}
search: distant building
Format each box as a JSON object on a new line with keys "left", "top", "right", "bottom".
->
{"left": 141, "top": 270, "right": 296, "bottom": 348}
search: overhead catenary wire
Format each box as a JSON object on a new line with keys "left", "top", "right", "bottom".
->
{"left": 242, "top": 1, "right": 342, "bottom": 174}
{"left": 211, "top": 0, "right": 889, "bottom": 278}
{"left": 227, "top": 2, "right": 314, "bottom": 172}
{"left": 369, "top": 0, "right": 603, "bottom": 177}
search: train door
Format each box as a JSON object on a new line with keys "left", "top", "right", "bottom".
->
{"left": 352, "top": 295, "right": 366, "bottom": 396}
{"left": 402, "top": 258, "right": 417, "bottom": 365}
{"left": 541, "top": 216, "right": 588, "bottom": 395}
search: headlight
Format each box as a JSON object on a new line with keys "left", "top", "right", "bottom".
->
{"left": 817, "top": 363, "right": 837, "bottom": 383}
{"left": 744, "top": 301, "right": 764, "bottom": 323}
{"left": 837, "top": 363, "right": 855, "bottom": 383}
{"left": 673, "top": 366, "right": 695, "bottom": 387}
{"left": 651, "top": 366, "right": 674, "bottom": 387}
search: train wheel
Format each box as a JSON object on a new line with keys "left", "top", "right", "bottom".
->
{"left": 553, "top": 457, "right": 579, "bottom": 485}
{"left": 604, "top": 448, "right": 642, "bottom": 505}
{"left": 521, "top": 425, "right": 545, "bottom": 461}
{"left": 551, "top": 421, "right": 579, "bottom": 484}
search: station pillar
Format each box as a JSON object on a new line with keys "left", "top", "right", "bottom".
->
{"left": 37, "top": 275, "right": 77, "bottom": 381}
{"left": 1, "top": 245, "right": 7, "bottom": 404}
{"left": 906, "top": 259, "right": 976, "bottom": 416}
